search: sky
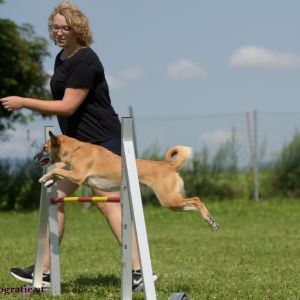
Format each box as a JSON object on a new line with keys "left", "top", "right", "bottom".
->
{"left": 0, "top": 0, "right": 300, "bottom": 161}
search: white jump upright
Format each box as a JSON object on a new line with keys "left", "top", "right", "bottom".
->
{"left": 33, "top": 126, "right": 61, "bottom": 296}
{"left": 121, "top": 117, "right": 157, "bottom": 300}
{"left": 32, "top": 118, "right": 157, "bottom": 299}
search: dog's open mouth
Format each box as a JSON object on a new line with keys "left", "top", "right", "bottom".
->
{"left": 36, "top": 156, "right": 52, "bottom": 167}
{"left": 40, "top": 157, "right": 50, "bottom": 167}
{"left": 34, "top": 150, "right": 52, "bottom": 167}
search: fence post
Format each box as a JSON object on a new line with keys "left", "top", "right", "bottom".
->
{"left": 253, "top": 110, "right": 260, "bottom": 201}
{"left": 246, "top": 111, "right": 260, "bottom": 201}
{"left": 128, "top": 106, "right": 138, "bottom": 157}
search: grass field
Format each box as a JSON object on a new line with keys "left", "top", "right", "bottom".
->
{"left": 0, "top": 199, "right": 300, "bottom": 299}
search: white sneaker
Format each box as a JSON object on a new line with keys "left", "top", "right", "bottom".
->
{"left": 132, "top": 269, "right": 158, "bottom": 292}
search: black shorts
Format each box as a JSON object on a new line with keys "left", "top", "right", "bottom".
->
{"left": 96, "top": 137, "right": 121, "bottom": 156}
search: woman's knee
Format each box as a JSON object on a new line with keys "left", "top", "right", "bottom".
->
{"left": 93, "top": 188, "right": 120, "bottom": 217}
{"left": 96, "top": 202, "right": 121, "bottom": 219}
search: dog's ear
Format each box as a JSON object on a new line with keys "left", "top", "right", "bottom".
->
{"left": 49, "top": 131, "right": 59, "bottom": 147}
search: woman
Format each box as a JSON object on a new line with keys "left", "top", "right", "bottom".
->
{"left": 1, "top": 2, "right": 156, "bottom": 292}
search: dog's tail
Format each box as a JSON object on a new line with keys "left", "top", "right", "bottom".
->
{"left": 164, "top": 146, "right": 192, "bottom": 170}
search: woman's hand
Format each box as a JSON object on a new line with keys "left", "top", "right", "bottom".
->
{"left": 0, "top": 88, "right": 89, "bottom": 115}
{"left": 0, "top": 96, "right": 25, "bottom": 111}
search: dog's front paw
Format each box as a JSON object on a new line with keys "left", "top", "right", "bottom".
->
{"left": 39, "top": 175, "right": 47, "bottom": 184}
{"left": 206, "top": 216, "right": 219, "bottom": 231}
{"left": 45, "top": 179, "right": 55, "bottom": 188}
{"left": 39, "top": 176, "right": 55, "bottom": 187}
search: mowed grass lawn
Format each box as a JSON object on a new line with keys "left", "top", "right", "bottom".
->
{"left": 0, "top": 199, "right": 299, "bottom": 299}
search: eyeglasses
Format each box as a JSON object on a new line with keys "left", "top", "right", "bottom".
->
{"left": 49, "top": 24, "right": 71, "bottom": 33}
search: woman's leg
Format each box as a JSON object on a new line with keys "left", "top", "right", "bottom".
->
{"left": 93, "top": 188, "right": 141, "bottom": 271}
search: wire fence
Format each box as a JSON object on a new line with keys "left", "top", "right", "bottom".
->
{"left": 135, "top": 110, "right": 300, "bottom": 168}
{"left": 1, "top": 111, "right": 299, "bottom": 170}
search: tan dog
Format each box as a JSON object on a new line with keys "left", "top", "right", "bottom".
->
{"left": 35, "top": 132, "right": 218, "bottom": 230}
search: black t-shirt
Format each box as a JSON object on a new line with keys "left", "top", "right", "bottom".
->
{"left": 50, "top": 47, "right": 121, "bottom": 144}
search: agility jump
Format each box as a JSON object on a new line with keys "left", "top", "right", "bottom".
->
{"left": 32, "top": 117, "right": 157, "bottom": 300}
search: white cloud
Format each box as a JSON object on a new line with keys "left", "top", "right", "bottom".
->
{"left": 230, "top": 46, "right": 300, "bottom": 69}
{"left": 106, "top": 67, "right": 142, "bottom": 90}
{"left": 167, "top": 59, "right": 207, "bottom": 79}
{"left": 201, "top": 129, "right": 233, "bottom": 144}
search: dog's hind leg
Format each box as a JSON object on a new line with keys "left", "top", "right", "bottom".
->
{"left": 168, "top": 196, "right": 219, "bottom": 230}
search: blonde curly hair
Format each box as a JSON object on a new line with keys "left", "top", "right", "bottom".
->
{"left": 48, "top": 1, "right": 93, "bottom": 46}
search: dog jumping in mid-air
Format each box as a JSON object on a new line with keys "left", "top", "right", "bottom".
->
{"left": 35, "top": 132, "right": 219, "bottom": 230}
